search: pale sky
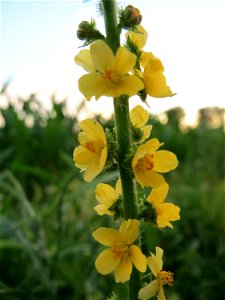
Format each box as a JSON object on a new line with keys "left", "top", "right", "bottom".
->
{"left": 1, "top": 0, "right": 225, "bottom": 124}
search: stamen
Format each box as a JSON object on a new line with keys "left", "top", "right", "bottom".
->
{"left": 112, "top": 242, "right": 128, "bottom": 259}
{"left": 158, "top": 270, "right": 174, "bottom": 286}
{"left": 138, "top": 154, "right": 154, "bottom": 171}
{"left": 103, "top": 69, "right": 119, "bottom": 87}
{"left": 85, "top": 141, "right": 103, "bottom": 153}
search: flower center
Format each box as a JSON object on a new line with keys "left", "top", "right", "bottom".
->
{"left": 138, "top": 154, "right": 154, "bottom": 171}
{"left": 158, "top": 270, "right": 174, "bottom": 286}
{"left": 112, "top": 242, "right": 129, "bottom": 259}
{"left": 103, "top": 69, "right": 119, "bottom": 87}
{"left": 85, "top": 140, "right": 104, "bottom": 154}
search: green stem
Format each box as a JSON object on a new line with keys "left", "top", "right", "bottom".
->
{"left": 101, "top": 1, "right": 140, "bottom": 299}
{"left": 113, "top": 96, "right": 138, "bottom": 220}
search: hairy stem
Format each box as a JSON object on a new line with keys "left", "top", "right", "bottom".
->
{"left": 101, "top": 1, "right": 141, "bottom": 299}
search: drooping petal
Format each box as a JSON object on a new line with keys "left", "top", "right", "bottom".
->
{"left": 140, "top": 52, "right": 155, "bottom": 69}
{"left": 114, "top": 46, "right": 137, "bottom": 75}
{"left": 129, "top": 245, "right": 147, "bottom": 272}
{"left": 133, "top": 168, "right": 165, "bottom": 188}
{"left": 147, "top": 247, "right": 163, "bottom": 277}
{"left": 90, "top": 40, "right": 114, "bottom": 72}
{"left": 144, "top": 72, "right": 174, "bottom": 98}
{"left": 157, "top": 203, "right": 180, "bottom": 228}
{"left": 95, "top": 248, "right": 120, "bottom": 275}
{"left": 143, "top": 53, "right": 175, "bottom": 98}
{"left": 153, "top": 150, "right": 178, "bottom": 173}
{"left": 114, "top": 256, "right": 133, "bottom": 283}
{"left": 130, "top": 105, "right": 149, "bottom": 128}
{"left": 147, "top": 182, "right": 169, "bottom": 206}
{"left": 78, "top": 73, "right": 110, "bottom": 100}
{"left": 144, "top": 53, "right": 164, "bottom": 73}
{"left": 126, "top": 25, "right": 148, "bottom": 49}
{"left": 138, "top": 279, "right": 160, "bottom": 300}
{"left": 92, "top": 227, "right": 120, "bottom": 246}
{"left": 119, "top": 219, "right": 140, "bottom": 245}
{"left": 74, "top": 49, "right": 95, "bottom": 72}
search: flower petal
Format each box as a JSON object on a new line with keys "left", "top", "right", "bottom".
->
{"left": 114, "top": 256, "right": 132, "bottom": 283}
{"left": 158, "top": 285, "right": 166, "bottom": 300}
{"left": 153, "top": 150, "right": 178, "bottom": 173}
{"left": 90, "top": 40, "right": 114, "bottom": 72}
{"left": 95, "top": 248, "right": 120, "bottom": 275}
{"left": 94, "top": 204, "right": 113, "bottom": 216}
{"left": 133, "top": 168, "right": 165, "bottom": 188}
{"left": 74, "top": 49, "right": 95, "bottom": 72}
{"left": 95, "top": 183, "right": 116, "bottom": 205}
{"left": 83, "top": 148, "right": 107, "bottom": 182}
{"left": 130, "top": 105, "right": 149, "bottom": 128}
{"left": 143, "top": 53, "right": 175, "bottom": 98}
{"left": 157, "top": 203, "right": 180, "bottom": 228}
{"left": 142, "top": 125, "right": 152, "bottom": 141}
{"left": 113, "top": 75, "right": 144, "bottom": 98}
{"left": 78, "top": 119, "right": 106, "bottom": 142}
{"left": 126, "top": 25, "right": 148, "bottom": 49}
{"left": 73, "top": 145, "right": 95, "bottom": 166}
{"left": 144, "top": 73, "right": 174, "bottom": 98}
{"left": 119, "top": 219, "right": 140, "bottom": 245}
{"left": 132, "top": 138, "right": 162, "bottom": 168}
{"left": 78, "top": 73, "right": 110, "bottom": 100}
{"left": 129, "top": 245, "right": 147, "bottom": 272}
{"left": 147, "top": 247, "right": 163, "bottom": 277}
{"left": 92, "top": 227, "right": 120, "bottom": 246}
{"left": 114, "top": 46, "right": 137, "bottom": 75}
{"left": 147, "top": 182, "right": 169, "bottom": 206}
{"left": 138, "top": 279, "right": 160, "bottom": 300}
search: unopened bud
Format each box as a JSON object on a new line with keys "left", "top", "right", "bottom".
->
{"left": 77, "top": 20, "right": 105, "bottom": 45}
{"left": 77, "top": 21, "right": 93, "bottom": 40}
{"left": 120, "top": 5, "right": 142, "bottom": 29}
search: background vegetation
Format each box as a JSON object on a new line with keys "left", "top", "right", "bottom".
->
{"left": 0, "top": 87, "right": 224, "bottom": 300}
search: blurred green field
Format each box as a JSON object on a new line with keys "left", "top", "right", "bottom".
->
{"left": 0, "top": 88, "right": 224, "bottom": 300}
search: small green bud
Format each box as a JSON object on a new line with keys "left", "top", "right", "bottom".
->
{"left": 76, "top": 20, "right": 105, "bottom": 45}
{"left": 77, "top": 21, "right": 94, "bottom": 40}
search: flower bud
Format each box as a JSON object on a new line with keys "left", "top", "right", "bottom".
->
{"left": 77, "top": 21, "right": 94, "bottom": 40}
{"left": 120, "top": 5, "right": 142, "bottom": 29}
{"left": 77, "top": 20, "right": 105, "bottom": 45}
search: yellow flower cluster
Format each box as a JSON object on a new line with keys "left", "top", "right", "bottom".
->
{"left": 73, "top": 9, "right": 181, "bottom": 299}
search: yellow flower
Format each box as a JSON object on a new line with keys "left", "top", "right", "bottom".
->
{"left": 74, "top": 39, "right": 144, "bottom": 100}
{"left": 147, "top": 182, "right": 180, "bottom": 228}
{"left": 138, "top": 247, "right": 174, "bottom": 300}
{"left": 130, "top": 105, "right": 152, "bottom": 142}
{"left": 126, "top": 25, "right": 148, "bottom": 49}
{"left": 141, "top": 52, "right": 175, "bottom": 98}
{"left": 93, "top": 219, "right": 147, "bottom": 283}
{"left": 73, "top": 119, "right": 107, "bottom": 182}
{"left": 132, "top": 138, "right": 178, "bottom": 188}
{"left": 94, "top": 179, "right": 122, "bottom": 216}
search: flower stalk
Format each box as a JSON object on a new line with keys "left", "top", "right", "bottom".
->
{"left": 101, "top": 1, "right": 141, "bottom": 298}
